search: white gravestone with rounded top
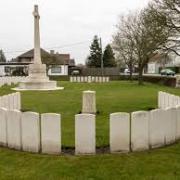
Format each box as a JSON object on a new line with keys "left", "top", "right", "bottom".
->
{"left": 82, "top": 90, "right": 96, "bottom": 114}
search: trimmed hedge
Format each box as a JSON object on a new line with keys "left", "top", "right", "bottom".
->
{"left": 49, "top": 76, "right": 69, "bottom": 81}
{"left": 49, "top": 75, "right": 176, "bottom": 87}
{"left": 109, "top": 75, "right": 176, "bottom": 87}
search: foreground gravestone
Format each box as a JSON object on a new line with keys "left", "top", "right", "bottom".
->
{"left": 75, "top": 114, "right": 96, "bottom": 154}
{"left": 0, "top": 108, "right": 8, "bottom": 146}
{"left": 41, "top": 113, "right": 61, "bottom": 154}
{"left": 13, "top": 93, "right": 19, "bottom": 110}
{"left": 9, "top": 94, "right": 14, "bottom": 110}
{"left": 164, "top": 108, "right": 176, "bottom": 144}
{"left": 176, "top": 75, "right": 180, "bottom": 88}
{"left": 3, "top": 96, "right": 9, "bottom": 109}
{"left": 82, "top": 90, "right": 96, "bottom": 114}
{"left": 21, "top": 112, "right": 40, "bottom": 153}
{"left": 158, "top": 91, "right": 163, "bottom": 109}
{"left": 149, "top": 109, "right": 164, "bottom": 148}
{"left": 131, "top": 111, "right": 149, "bottom": 151}
{"left": 7, "top": 110, "right": 22, "bottom": 150}
{"left": 110, "top": 113, "right": 130, "bottom": 152}
{"left": 176, "top": 106, "right": 180, "bottom": 140}
{"left": 0, "top": 96, "right": 5, "bottom": 108}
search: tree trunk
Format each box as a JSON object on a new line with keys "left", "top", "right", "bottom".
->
{"left": 138, "top": 68, "right": 144, "bottom": 85}
{"left": 129, "top": 64, "right": 133, "bottom": 82}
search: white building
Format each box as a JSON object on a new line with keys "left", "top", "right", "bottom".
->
{"left": 0, "top": 49, "right": 75, "bottom": 76}
{"left": 147, "top": 53, "right": 178, "bottom": 74}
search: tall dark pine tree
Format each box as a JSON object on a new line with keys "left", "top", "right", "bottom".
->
{"left": 86, "top": 35, "right": 102, "bottom": 67}
{"left": 0, "top": 50, "right": 6, "bottom": 62}
{"left": 103, "top": 44, "right": 116, "bottom": 67}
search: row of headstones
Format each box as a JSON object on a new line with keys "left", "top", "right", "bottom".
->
{"left": 70, "top": 76, "right": 110, "bottom": 83}
{"left": 0, "top": 107, "right": 180, "bottom": 155}
{"left": 0, "top": 76, "right": 27, "bottom": 87}
{"left": 158, "top": 91, "right": 180, "bottom": 110}
{"left": 111, "top": 107, "right": 180, "bottom": 152}
{"left": 0, "top": 92, "right": 21, "bottom": 110}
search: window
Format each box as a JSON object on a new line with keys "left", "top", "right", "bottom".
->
{"left": 51, "top": 65, "right": 62, "bottom": 74}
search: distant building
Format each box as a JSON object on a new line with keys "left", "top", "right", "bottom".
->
{"left": 147, "top": 52, "right": 178, "bottom": 74}
{"left": 0, "top": 48, "right": 75, "bottom": 76}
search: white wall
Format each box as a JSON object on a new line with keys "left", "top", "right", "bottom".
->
{"left": 147, "top": 63, "right": 160, "bottom": 74}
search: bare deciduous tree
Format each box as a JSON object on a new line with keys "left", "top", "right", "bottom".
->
{"left": 113, "top": 13, "right": 138, "bottom": 81}
{"left": 113, "top": 4, "right": 170, "bottom": 85}
{"left": 152, "top": 0, "right": 180, "bottom": 56}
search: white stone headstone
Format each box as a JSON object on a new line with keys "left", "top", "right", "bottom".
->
{"left": 91, "top": 76, "right": 95, "bottom": 82}
{"left": 41, "top": 113, "right": 61, "bottom": 154}
{"left": 0, "top": 108, "right": 8, "bottom": 146}
{"left": 131, "top": 111, "right": 149, "bottom": 151}
{"left": 164, "top": 92, "right": 169, "bottom": 109}
{"left": 158, "top": 91, "right": 163, "bottom": 109}
{"left": 17, "top": 92, "right": 21, "bottom": 110}
{"left": 8, "top": 94, "right": 14, "bottom": 110}
{"left": 149, "top": 109, "right": 164, "bottom": 148}
{"left": 77, "top": 76, "right": 81, "bottom": 83}
{"left": 82, "top": 90, "right": 96, "bottom": 114}
{"left": 110, "top": 112, "right": 130, "bottom": 152}
{"left": 0, "top": 96, "right": 4, "bottom": 108}
{"left": 7, "top": 110, "right": 22, "bottom": 150}
{"left": 164, "top": 108, "right": 176, "bottom": 144}
{"left": 176, "top": 105, "right": 180, "bottom": 140}
{"left": 88, "top": 76, "right": 91, "bottom": 83}
{"left": 21, "top": 112, "right": 40, "bottom": 153}
{"left": 70, "top": 76, "right": 73, "bottom": 82}
{"left": 75, "top": 114, "right": 96, "bottom": 154}
{"left": 84, "top": 76, "right": 88, "bottom": 83}
{"left": 3, "top": 95, "right": 9, "bottom": 109}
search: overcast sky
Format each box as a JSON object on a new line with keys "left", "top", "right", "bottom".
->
{"left": 0, "top": 0, "right": 150, "bottom": 64}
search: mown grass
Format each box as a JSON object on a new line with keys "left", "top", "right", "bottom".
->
{"left": 1, "top": 81, "right": 180, "bottom": 179}
{"left": 0, "top": 143, "right": 180, "bottom": 179}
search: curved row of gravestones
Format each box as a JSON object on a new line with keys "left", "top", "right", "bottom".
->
{"left": 0, "top": 92, "right": 21, "bottom": 110}
{"left": 0, "top": 91, "right": 179, "bottom": 155}
{"left": 0, "top": 76, "right": 27, "bottom": 87}
{"left": 70, "top": 76, "right": 110, "bottom": 83}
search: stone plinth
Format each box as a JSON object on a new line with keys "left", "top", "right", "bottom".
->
{"left": 82, "top": 90, "right": 96, "bottom": 114}
{"left": 14, "top": 59, "right": 63, "bottom": 91}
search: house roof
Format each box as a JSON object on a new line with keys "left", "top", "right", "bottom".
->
{"left": 14, "top": 48, "right": 75, "bottom": 66}
{"left": 17, "top": 48, "right": 49, "bottom": 59}
{"left": 149, "top": 53, "right": 168, "bottom": 63}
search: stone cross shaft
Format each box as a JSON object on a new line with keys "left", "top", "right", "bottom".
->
{"left": 33, "top": 5, "right": 41, "bottom": 65}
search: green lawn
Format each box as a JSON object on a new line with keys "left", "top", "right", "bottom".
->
{"left": 1, "top": 81, "right": 180, "bottom": 179}
{"left": 0, "top": 143, "right": 180, "bottom": 179}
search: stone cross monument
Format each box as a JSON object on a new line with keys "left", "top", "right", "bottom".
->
{"left": 15, "top": 5, "right": 63, "bottom": 91}
{"left": 33, "top": 5, "right": 41, "bottom": 64}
